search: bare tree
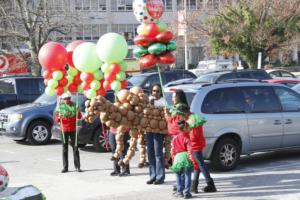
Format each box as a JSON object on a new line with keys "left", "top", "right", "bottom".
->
{"left": 0, "top": 0, "right": 79, "bottom": 76}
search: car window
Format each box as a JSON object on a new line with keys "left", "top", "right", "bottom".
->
{"left": 292, "top": 83, "right": 300, "bottom": 93}
{"left": 164, "top": 73, "right": 179, "bottom": 84}
{"left": 217, "top": 73, "right": 234, "bottom": 82}
{"left": 269, "top": 71, "right": 281, "bottom": 78}
{"left": 195, "top": 73, "right": 219, "bottom": 83}
{"left": 274, "top": 87, "right": 300, "bottom": 112}
{"left": 237, "top": 72, "right": 251, "bottom": 79}
{"left": 280, "top": 71, "right": 294, "bottom": 78}
{"left": 202, "top": 87, "right": 246, "bottom": 114}
{"left": 177, "top": 71, "right": 196, "bottom": 79}
{"left": 144, "top": 75, "right": 160, "bottom": 88}
{"left": 37, "top": 79, "right": 46, "bottom": 94}
{"left": 251, "top": 71, "right": 271, "bottom": 80}
{"left": 281, "top": 82, "right": 298, "bottom": 88}
{"left": 18, "top": 79, "right": 41, "bottom": 95}
{"left": 127, "top": 75, "right": 147, "bottom": 86}
{"left": 0, "top": 79, "right": 15, "bottom": 94}
{"left": 240, "top": 86, "right": 281, "bottom": 113}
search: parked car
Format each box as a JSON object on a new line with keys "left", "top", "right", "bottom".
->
{"left": 189, "top": 59, "right": 235, "bottom": 76}
{"left": 0, "top": 93, "right": 56, "bottom": 144}
{"left": 263, "top": 79, "right": 300, "bottom": 88}
{"left": 165, "top": 81, "right": 300, "bottom": 171}
{"left": 266, "top": 69, "right": 297, "bottom": 79}
{"left": 127, "top": 69, "right": 196, "bottom": 93}
{"left": 0, "top": 76, "right": 45, "bottom": 109}
{"left": 51, "top": 92, "right": 115, "bottom": 152}
{"left": 292, "top": 83, "right": 300, "bottom": 94}
{"left": 194, "top": 69, "right": 272, "bottom": 83}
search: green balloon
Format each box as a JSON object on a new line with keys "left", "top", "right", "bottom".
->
{"left": 96, "top": 33, "right": 128, "bottom": 63}
{"left": 77, "top": 85, "right": 83, "bottom": 93}
{"left": 111, "top": 80, "right": 121, "bottom": 91}
{"left": 94, "top": 70, "right": 103, "bottom": 80}
{"left": 157, "top": 22, "right": 167, "bottom": 32}
{"left": 52, "top": 71, "right": 63, "bottom": 81}
{"left": 48, "top": 79, "right": 58, "bottom": 89}
{"left": 86, "top": 89, "right": 97, "bottom": 99}
{"left": 45, "top": 87, "right": 55, "bottom": 96}
{"left": 101, "top": 63, "right": 110, "bottom": 74}
{"left": 90, "top": 80, "right": 101, "bottom": 90}
{"left": 120, "top": 61, "right": 127, "bottom": 71}
{"left": 66, "top": 75, "right": 73, "bottom": 86}
{"left": 73, "top": 42, "right": 103, "bottom": 73}
{"left": 167, "top": 41, "right": 177, "bottom": 51}
{"left": 68, "top": 67, "right": 78, "bottom": 77}
{"left": 148, "top": 43, "right": 167, "bottom": 55}
{"left": 116, "top": 71, "right": 126, "bottom": 81}
{"left": 133, "top": 47, "right": 148, "bottom": 58}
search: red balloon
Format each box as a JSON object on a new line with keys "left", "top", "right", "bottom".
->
{"left": 80, "top": 72, "right": 94, "bottom": 83}
{"left": 156, "top": 31, "right": 173, "bottom": 43}
{"left": 73, "top": 75, "right": 81, "bottom": 85}
{"left": 104, "top": 72, "right": 116, "bottom": 83}
{"left": 96, "top": 88, "right": 106, "bottom": 96}
{"left": 38, "top": 42, "right": 67, "bottom": 70}
{"left": 146, "top": 0, "right": 164, "bottom": 19}
{"left": 145, "top": 23, "right": 160, "bottom": 37}
{"left": 68, "top": 84, "right": 77, "bottom": 93}
{"left": 66, "top": 40, "right": 84, "bottom": 67}
{"left": 58, "top": 77, "right": 68, "bottom": 87}
{"left": 103, "top": 81, "right": 111, "bottom": 91}
{"left": 56, "top": 87, "right": 64, "bottom": 96}
{"left": 110, "top": 64, "right": 121, "bottom": 75}
{"left": 159, "top": 52, "right": 176, "bottom": 64}
{"left": 43, "top": 70, "right": 52, "bottom": 79}
{"left": 81, "top": 82, "right": 90, "bottom": 91}
{"left": 139, "top": 54, "right": 159, "bottom": 68}
{"left": 134, "top": 35, "right": 157, "bottom": 47}
{"left": 121, "top": 80, "right": 128, "bottom": 89}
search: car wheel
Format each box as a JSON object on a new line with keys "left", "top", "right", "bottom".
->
{"left": 211, "top": 138, "right": 240, "bottom": 171}
{"left": 27, "top": 120, "right": 51, "bottom": 145}
{"left": 93, "top": 127, "right": 110, "bottom": 152}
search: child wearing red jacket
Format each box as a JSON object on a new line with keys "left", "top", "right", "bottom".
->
{"left": 55, "top": 92, "right": 82, "bottom": 173}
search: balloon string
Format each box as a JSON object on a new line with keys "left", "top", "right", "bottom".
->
{"left": 157, "top": 64, "right": 168, "bottom": 107}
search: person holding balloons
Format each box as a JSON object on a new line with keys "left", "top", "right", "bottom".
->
{"left": 55, "top": 92, "right": 82, "bottom": 173}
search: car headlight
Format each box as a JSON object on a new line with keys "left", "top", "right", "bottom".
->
{"left": 8, "top": 113, "right": 23, "bottom": 121}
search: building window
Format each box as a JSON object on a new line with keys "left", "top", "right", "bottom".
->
{"left": 164, "top": 0, "right": 173, "bottom": 10}
{"left": 177, "top": 0, "right": 206, "bottom": 10}
{"left": 111, "top": 0, "right": 132, "bottom": 11}
{"left": 111, "top": 24, "right": 139, "bottom": 45}
{"left": 76, "top": 25, "right": 84, "bottom": 40}
{"left": 75, "top": 0, "right": 106, "bottom": 11}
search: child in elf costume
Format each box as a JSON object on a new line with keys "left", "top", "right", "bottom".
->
{"left": 55, "top": 92, "right": 82, "bottom": 173}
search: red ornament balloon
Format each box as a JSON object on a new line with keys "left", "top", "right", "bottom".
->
{"left": 68, "top": 84, "right": 77, "bottom": 93}
{"left": 110, "top": 64, "right": 121, "bottom": 75}
{"left": 43, "top": 70, "right": 52, "bottom": 79}
{"left": 73, "top": 75, "right": 81, "bottom": 85}
{"left": 145, "top": 23, "right": 160, "bottom": 37}
{"left": 58, "top": 77, "right": 68, "bottom": 87}
{"left": 156, "top": 31, "right": 173, "bottom": 43}
{"left": 66, "top": 40, "right": 84, "bottom": 67}
{"left": 139, "top": 54, "right": 159, "bottom": 68}
{"left": 146, "top": 0, "right": 164, "bottom": 19}
{"left": 56, "top": 87, "right": 64, "bottom": 96}
{"left": 159, "top": 52, "right": 176, "bottom": 64}
{"left": 96, "top": 88, "right": 106, "bottom": 96}
{"left": 104, "top": 72, "right": 116, "bottom": 83}
{"left": 134, "top": 35, "right": 157, "bottom": 47}
{"left": 80, "top": 72, "right": 94, "bottom": 83}
{"left": 103, "top": 81, "right": 111, "bottom": 91}
{"left": 121, "top": 80, "right": 128, "bottom": 89}
{"left": 81, "top": 82, "right": 90, "bottom": 91}
{"left": 38, "top": 42, "right": 67, "bottom": 70}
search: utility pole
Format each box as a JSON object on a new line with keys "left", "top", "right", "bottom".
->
{"left": 184, "top": 0, "right": 188, "bottom": 70}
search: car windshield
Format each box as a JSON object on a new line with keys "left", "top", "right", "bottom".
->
{"left": 128, "top": 75, "right": 147, "bottom": 86}
{"left": 34, "top": 93, "right": 57, "bottom": 104}
{"left": 194, "top": 73, "right": 219, "bottom": 83}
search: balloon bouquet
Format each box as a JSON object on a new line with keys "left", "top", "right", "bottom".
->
{"left": 39, "top": 34, "right": 129, "bottom": 98}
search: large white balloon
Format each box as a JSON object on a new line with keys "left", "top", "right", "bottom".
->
{"left": 133, "top": 0, "right": 157, "bottom": 23}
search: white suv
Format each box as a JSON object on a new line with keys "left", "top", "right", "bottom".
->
{"left": 165, "top": 81, "right": 300, "bottom": 171}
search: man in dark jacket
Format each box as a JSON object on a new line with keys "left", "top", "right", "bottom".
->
{"left": 55, "top": 92, "right": 82, "bottom": 173}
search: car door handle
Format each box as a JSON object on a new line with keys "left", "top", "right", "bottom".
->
{"left": 285, "top": 119, "right": 293, "bottom": 124}
{"left": 273, "top": 120, "right": 282, "bottom": 125}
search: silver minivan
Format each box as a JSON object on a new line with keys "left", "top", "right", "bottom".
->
{"left": 165, "top": 81, "right": 300, "bottom": 171}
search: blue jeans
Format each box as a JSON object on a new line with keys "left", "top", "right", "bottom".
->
{"left": 176, "top": 167, "right": 192, "bottom": 195}
{"left": 109, "top": 131, "right": 130, "bottom": 172}
{"left": 192, "top": 151, "right": 212, "bottom": 183}
{"left": 146, "top": 132, "right": 165, "bottom": 182}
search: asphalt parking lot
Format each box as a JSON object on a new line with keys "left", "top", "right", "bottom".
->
{"left": 1, "top": 135, "right": 300, "bottom": 200}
